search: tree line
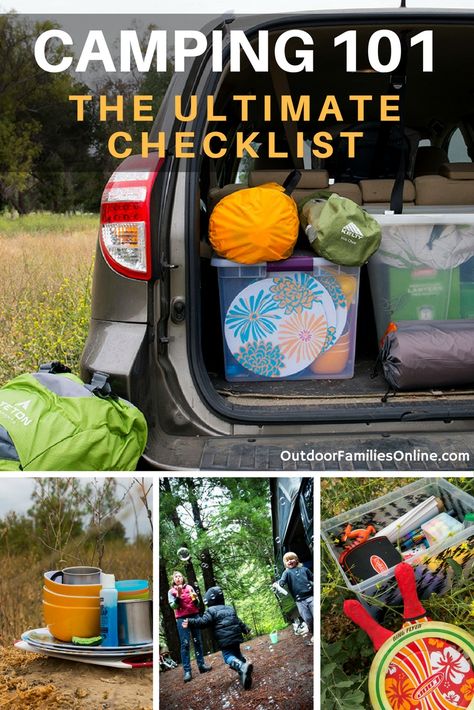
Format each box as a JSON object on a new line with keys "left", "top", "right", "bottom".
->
{"left": 0, "top": 478, "right": 150, "bottom": 566}
{"left": 0, "top": 14, "right": 172, "bottom": 214}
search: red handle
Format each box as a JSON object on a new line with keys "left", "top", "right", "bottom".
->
{"left": 343, "top": 600, "right": 393, "bottom": 651}
{"left": 122, "top": 656, "right": 153, "bottom": 668}
{"left": 126, "top": 660, "right": 153, "bottom": 668}
{"left": 395, "top": 563, "right": 427, "bottom": 622}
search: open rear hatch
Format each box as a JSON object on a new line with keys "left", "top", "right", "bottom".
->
{"left": 186, "top": 14, "right": 474, "bottom": 427}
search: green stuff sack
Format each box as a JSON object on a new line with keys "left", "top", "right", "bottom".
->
{"left": 0, "top": 365, "right": 147, "bottom": 471}
{"left": 299, "top": 190, "right": 381, "bottom": 266}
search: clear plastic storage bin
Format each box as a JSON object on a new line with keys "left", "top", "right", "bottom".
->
{"left": 367, "top": 214, "right": 474, "bottom": 342}
{"left": 321, "top": 478, "right": 474, "bottom": 616}
{"left": 212, "top": 254, "right": 360, "bottom": 382}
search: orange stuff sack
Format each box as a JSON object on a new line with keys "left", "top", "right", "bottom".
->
{"left": 209, "top": 183, "right": 299, "bottom": 264}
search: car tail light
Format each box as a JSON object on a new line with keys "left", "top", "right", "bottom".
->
{"left": 99, "top": 154, "right": 163, "bottom": 280}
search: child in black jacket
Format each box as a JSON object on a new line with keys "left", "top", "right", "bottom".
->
{"left": 273, "top": 551, "right": 313, "bottom": 643}
{"left": 182, "top": 586, "right": 253, "bottom": 690}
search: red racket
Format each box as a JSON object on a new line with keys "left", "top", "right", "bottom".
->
{"left": 343, "top": 563, "right": 474, "bottom": 709}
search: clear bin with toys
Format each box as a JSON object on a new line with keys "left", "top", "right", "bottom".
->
{"left": 321, "top": 478, "right": 474, "bottom": 615}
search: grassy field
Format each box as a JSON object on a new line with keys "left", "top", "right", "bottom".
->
{"left": 0, "top": 213, "right": 99, "bottom": 237}
{"left": 321, "top": 477, "right": 474, "bottom": 709}
{"left": 0, "top": 213, "right": 98, "bottom": 383}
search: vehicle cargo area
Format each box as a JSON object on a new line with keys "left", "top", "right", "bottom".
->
{"left": 191, "top": 18, "right": 474, "bottom": 420}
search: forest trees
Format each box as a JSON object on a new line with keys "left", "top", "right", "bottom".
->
{"left": 0, "top": 15, "right": 96, "bottom": 213}
{"left": 159, "top": 477, "right": 291, "bottom": 663}
{"left": 0, "top": 14, "right": 173, "bottom": 213}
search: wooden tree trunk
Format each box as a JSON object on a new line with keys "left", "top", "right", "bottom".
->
{"left": 161, "top": 477, "right": 218, "bottom": 655}
{"left": 250, "top": 609, "right": 260, "bottom": 637}
{"left": 183, "top": 479, "right": 219, "bottom": 653}
{"left": 184, "top": 478, "right": 217, "bottom": 590}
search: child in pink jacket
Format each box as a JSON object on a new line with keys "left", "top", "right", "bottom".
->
{"left": 168, "top": 571, "right": 212, "bottom": 682}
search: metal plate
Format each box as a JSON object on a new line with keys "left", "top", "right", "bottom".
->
{"left": 22, "top": 629, "right": 152, "bottom": 656}
{"left": 16, "top": 640, "right": 153, "bottom": 669}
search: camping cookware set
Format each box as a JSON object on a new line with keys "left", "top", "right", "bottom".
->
{"left": 16, "top": 566, "right": 153, "bottom": 669}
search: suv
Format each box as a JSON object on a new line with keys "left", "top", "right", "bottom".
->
{"left": 81, "top": 8, "right": 474, "bottom": 470}
{"left": 271, "top": 477, "right": 313, "bottom": 567}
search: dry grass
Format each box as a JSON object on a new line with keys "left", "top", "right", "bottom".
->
{"left": 0, "top": 540, "right": 152, "bottom": 646}
{"left": 0, "top": 230, "right": 96, "bottom": 303}
{"left": 0, "top": 224, "right": 97, "bottom": 383}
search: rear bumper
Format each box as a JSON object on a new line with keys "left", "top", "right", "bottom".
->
{"left": 144, "top": 428, "right": 474, "bottom": 471}
{"left": 81, "top": 321, "right": 474, "bottom": 471}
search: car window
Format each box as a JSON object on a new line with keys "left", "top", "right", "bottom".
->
{"left": 447, "top": 127, "right": 471, "bottom": 162}
{"left": 235, "top": 146, "right": 260, "bottom": 184}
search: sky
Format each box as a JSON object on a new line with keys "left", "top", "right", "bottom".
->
{"left": 4, "top": 0, "right": 474, "bottom": 14}
{"left": 0, "top": 477, "right": 153, "bottom": 541}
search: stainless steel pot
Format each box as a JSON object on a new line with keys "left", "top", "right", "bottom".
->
{"left": 51, "top": 566, "right": 102, "bottom": 585}
{"left": 118, "top": 599, "right": 153, "bottom": 645}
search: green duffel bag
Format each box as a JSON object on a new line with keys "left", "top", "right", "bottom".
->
{"left": 0, "top": 363, "right": 147, "bottom": 471}
{"left": 299, "top": 190, "right": 381, "bottom": 267}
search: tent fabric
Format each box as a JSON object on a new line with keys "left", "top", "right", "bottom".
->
{"left": 209, "top": 183, "right": 299, "bottom": 264}
{"left": 381, "top": 320, "right": 474, "bottom": 390}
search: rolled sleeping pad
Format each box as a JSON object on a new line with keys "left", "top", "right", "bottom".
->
{"left": 381, "top": 320, "right": 474, "bottom": 390}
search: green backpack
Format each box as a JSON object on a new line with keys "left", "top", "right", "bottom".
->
{"left": 299, "top": 190, "right": 381, "bottom": 266}
{"left": 0, "top": 364, "right": 148, "bottom": 471}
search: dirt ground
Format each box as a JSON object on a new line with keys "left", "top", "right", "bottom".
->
{"left": 0, "top": 646, "right": 153, "bottom": 710}
{"left": 159, "top": 625, "right": 313, "bottom": 710}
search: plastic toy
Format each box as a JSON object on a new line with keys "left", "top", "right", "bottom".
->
{"left": 343, "top": 562, "right": 474, "bottom": 709}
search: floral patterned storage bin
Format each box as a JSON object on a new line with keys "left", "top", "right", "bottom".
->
{"left": 212, "top": 254, "right": 360, "bottom": 382}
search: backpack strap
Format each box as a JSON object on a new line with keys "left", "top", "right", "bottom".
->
{"left": 39, "top": 363, "right": 116, "bottom": 399}
{"left": 39, "top": 362, "right": 71, "bottom": 374}
{"left": 282, "top": 169, "right": 302, "bottom": 196}
{"left": 389, "top": 33, "right": 409, "bottom": 214}
{"left": 85, "top": 371, "right": 116, "bottom": 399}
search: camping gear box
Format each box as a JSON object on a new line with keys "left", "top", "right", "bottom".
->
{"left": 369, "top": 261, "right": 461, "bottom": 342}
{"left": 367, "top": 214, "right": 474, "bottom": 342}
{"left": 321, "top": 478, "right": 474, "bottom": 614}
{"left": 212, "top": 254, "right": 360, "bottom": 382}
